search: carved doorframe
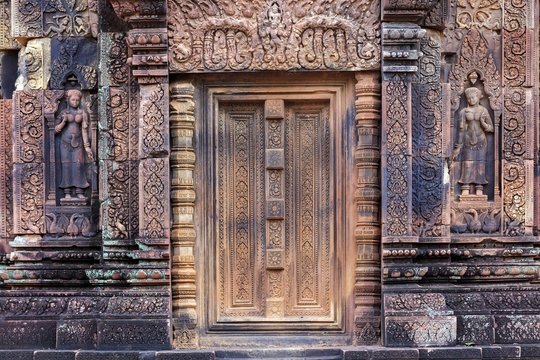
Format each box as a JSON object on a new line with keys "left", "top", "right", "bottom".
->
{"left": 185, "top": 73, "right": 356, "bottom": 347}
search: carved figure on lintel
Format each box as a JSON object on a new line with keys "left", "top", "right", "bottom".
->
{"left": 54, "top": 89, "right": 94, "bottom": 205}
{"left": 453, "top": 86, "right": 494, "bottom": 199}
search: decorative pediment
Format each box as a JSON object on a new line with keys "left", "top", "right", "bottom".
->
{"left": 168, "top": 0, "right": 380, "bottom": 72}
{"left": 449, "top": 28, "right": 502, "bottom": 111}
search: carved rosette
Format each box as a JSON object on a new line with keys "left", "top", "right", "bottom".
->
{"left": 168, "top": 0, "right": 380, "bottom": 72}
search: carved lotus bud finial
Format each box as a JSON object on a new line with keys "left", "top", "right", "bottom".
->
{"left": 468, "top": 71, "right": 479, "bottom": 85}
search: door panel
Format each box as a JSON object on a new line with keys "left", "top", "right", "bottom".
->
{"left": 209, "top": 94, "right": 340, "bottom": 332}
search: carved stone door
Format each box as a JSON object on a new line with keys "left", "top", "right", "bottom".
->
{"left": 201, "top": 81, "right": 351, "bottom": 340}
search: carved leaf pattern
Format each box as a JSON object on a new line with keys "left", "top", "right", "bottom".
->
{"left": 141, "top": 84, "right": 166, "bottom": 155}
{"left": 140, "top": 159, "right": 166, "bottom": 239}
{"left": 385, "top": 78, "right": 409, "bottom": 236}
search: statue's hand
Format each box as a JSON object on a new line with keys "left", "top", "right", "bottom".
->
{"left": 452, "top": 145, "right": 461, "bottom": 161}
{"left": 54, "top": 124, "right": 63, "bottom": 133}
{"left": 85, "top": 146, "right": 94, "bottom": 162}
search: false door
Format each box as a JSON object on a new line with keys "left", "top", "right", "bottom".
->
{"left": 204, "top": 84, "right": 348, "bottom": 335}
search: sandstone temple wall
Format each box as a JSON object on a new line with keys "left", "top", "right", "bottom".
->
{"left": 0, "top": 0, "right": 539, "bottom": 353}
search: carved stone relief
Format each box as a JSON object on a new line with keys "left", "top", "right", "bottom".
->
{"left": 0, "top": 0, "right": 19, "bottom": 50}
{"left": 43, "top": 0, "right": 91, "bottom": 37}
{"left": 199, "top": 83, "right": 349, "bottom": 340}
{"left": 456, "top": 0, "right": 501, "bottom": 31}
{"left": 168, "top": 0, "right": 380, "bottom": 72}
{"left": 15, "top": 39, "right": 51, "bottom": 91}
{"left": 11, "top": 0, "right": 95, "bottom": 38}
{"left": 50, "top": 37, "right": 98, "bottom": 90}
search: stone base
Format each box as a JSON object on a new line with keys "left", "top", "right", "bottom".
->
{"left": 458, "top": 194, "right": 488, "bottom": 202}
{"left": 59, "top": 196, "right": 88, "bottom": 206}
{"left": 1, "top": 346, "right": 539, "bottom": 360}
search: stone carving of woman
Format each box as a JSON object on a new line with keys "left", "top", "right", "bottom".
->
{"left": 54, "top": 89, "right": 94, "bottom": 201}
{"left": 453, "top": 87, "right": 494, "bottom": 197}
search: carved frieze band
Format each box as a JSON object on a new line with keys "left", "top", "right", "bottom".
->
{"left": 167, "top": 0, "right": 380, "bottom": 72}
{"left": 354, "top": 72, "right": 381, "bottom": 345}
{"left": 170, "top": 82, "right": 197, "bottom": 348}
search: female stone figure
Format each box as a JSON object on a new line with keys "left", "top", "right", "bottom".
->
{"left": 453, "top": 87, "right": 494, "bottom": 196}
{"left": 54, "top": 89, "right": 94, "bottom": 201}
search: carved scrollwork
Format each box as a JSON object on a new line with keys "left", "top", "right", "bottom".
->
{"left": 168, "top": 0, "right": 380, "bottom": 72}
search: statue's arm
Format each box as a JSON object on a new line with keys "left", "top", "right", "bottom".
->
{"left": 81, "top": 111, "right": 94, "bottom": 161}
{"left": 481, "top": 108, "right": 494, "bottom": 132}
{"left": 453, "top": 110, "right": 466, "bottom": 160}
{"left": 54, "top": 111, "right": 67, "bottom": 133}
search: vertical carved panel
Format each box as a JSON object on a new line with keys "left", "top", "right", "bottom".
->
{"left": 284, "top": 103, "right": 331, "bottom": 318}
{"left": 13, "top": 90, "right": 43, "bottom": 163}
{"left": 170, "top": 82, "right": 197, "bottom": 348}
{"left": 502, "top": 0, "right": 532, "bottom": 235}
{"left": 99, "top": 32, "right": 139, "bottom": 248}
{"left": 412, "top": 34, "right": 445, "bottom": 237}
{"left": 0, "top": 100, "right": 12, "bottom": 239}
{"left": 382, "top": 76, "right": 411, "bottom": 237}
{"left": 99, "top": 33, "right": 129, "bottom": 88}
{"left": 0, "top": 0, "right": 18, "bottom": 50}
{"left": 13, "top": 163, "right": 45, "bottom": 234}
{"left": 354, "top": 72, "right": 381, "bottom": 345}
{"left": 217, "top": 103, "right": 265, "bottom": 317}
{"left": 139, "top": 83, "right": 169, "bottom": 158}
{"left": 101, "top": 160, "right": 138, "bottom": 241}
{"left": 139, "top": 157, "right": 169, "bottom": 241}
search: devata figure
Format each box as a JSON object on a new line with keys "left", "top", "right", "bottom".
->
{"left": 453, "top": 87, "right": 494, "bottom": 197}
{"left": 55, "top": 89, "right": 94, "bottom": 201}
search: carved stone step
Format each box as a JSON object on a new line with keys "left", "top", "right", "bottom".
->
{"left": 214, "top": 349, "right": 342, "bottom": 360}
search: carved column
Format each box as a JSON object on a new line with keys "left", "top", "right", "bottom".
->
{"left": 170, "top": 81, "right": 197, "bottom": 348}
{"left": 354, "top": 71, "right": 381, "bottom": 345}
